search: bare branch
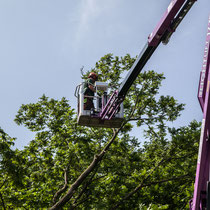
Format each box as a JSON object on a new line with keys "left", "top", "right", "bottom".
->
{"left": 70, "top": 173, "right": 108, "bottom": 210}
{"left": 141, "top": 174, "right": 191, "bottom": 188}
{"left": 128, "top": 117, "right": 158, "bottom": 122}
{"left": 70, "top": 196, "right": 90, "bottom": 210}
{"left": 53, "top": 167, "right": 69, "bottom": 204}
{"left": 80, "top": 66, "right": 85, "bottom": 77}
{"left": 49, "top": 126, "right": 123, "bottom": 210}
{"left": 72, "top": 167, "right": 99, "bottom": 206}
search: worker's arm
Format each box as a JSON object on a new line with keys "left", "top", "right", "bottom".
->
{"left": 88, "top": 84, "right": 96, "bottom": 92}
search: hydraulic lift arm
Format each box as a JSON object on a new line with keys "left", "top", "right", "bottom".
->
{"left": 119, "top": 0, "right": 197, "bottom": 98}
{"left": 191, "top": 15, "right": 210, "bottom": 210}
{"left": 100, "top": 0, "right": 197, "bottom": 120}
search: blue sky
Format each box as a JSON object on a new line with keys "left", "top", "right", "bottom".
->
{"left": 0, "top": 0, "right": 209, "bottom": 149}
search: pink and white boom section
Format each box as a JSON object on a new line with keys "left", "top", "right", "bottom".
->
{"left": 191, "top": 15, "right": 210, "bottom": 210}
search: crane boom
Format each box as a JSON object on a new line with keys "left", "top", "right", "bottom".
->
{"left": 118, "top": 43, "right": 157, "bottom": 98}
{"left": 100, "top": 0, "right": 197, "bottom": 120}
{"left": 191, "top": 15, "right": 210, "bottom": 210}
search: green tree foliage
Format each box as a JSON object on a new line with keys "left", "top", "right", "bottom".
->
{"left": 0, "top": 54, "right": 200, "bottom": 209}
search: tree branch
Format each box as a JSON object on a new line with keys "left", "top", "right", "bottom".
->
{"left": 167, "top": 152, "right": 195, "bottom": 161}
{"left": 128, "top": 117, "right": 157, "bottom": 122}
{"left": 111, "top": 143, "right": 179, "bottom": 209}
{"left": 49, "top": 125, "right": 123, "bottom": 210}
{"left": 141, "top": 174, "right": 191, "bottom": 188}
{"left": 49, "top": 80, "right": 158, "bottom": 209}
{"left": 70, "top": 173, "right": 108, "bottom": 210}
{"left": 112, "top": 174, "right": 191, "bottom": 209}
{"left": 52, "top": 167, "right": 69, "bottom": 204}
{"left": 70, "top": 196, "right": 90, "bottom": 210}
{"left": 72, "top": 166, "right": 99, "bottom": 207}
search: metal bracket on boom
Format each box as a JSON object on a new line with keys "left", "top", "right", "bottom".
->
{"left": 162, "top": 0, "right": 197, "bottom": 44}
{"left": 100, "top": 90, "right": 124, "bottom": 121}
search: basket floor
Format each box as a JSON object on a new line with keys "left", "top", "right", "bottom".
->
{"left": 77, "top": 114, "right": 123, "bottom": 128}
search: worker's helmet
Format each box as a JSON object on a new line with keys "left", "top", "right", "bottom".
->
{"left": 88, "top": 72, "right": 98, "bottom": 81}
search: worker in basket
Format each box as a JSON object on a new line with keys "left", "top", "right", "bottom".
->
{"left": 84, "top": 72, "right": 98, "bottom": 110}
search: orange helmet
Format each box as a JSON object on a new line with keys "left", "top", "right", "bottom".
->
{"left": 88, "top": 72, "right": 98, "bottom": 81}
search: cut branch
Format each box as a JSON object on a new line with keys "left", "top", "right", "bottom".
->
{"left": 49, "top": 124, "right": 123, "bottom": 210}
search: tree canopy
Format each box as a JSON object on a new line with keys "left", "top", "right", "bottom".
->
{"left": 0, "top": 54, "right": 200, "bottom": 209}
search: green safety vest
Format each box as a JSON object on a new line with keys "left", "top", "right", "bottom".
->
{"left": 84, "top": 78, "right": 95, "bottom": 96}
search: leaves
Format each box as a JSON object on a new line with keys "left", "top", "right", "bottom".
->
{"left": 0, "top": 54, "right": 199, "bottom": 209}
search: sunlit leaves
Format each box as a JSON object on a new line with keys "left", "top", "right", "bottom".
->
{"left": 0, "top": 53, "right": 199, "bottom": 209}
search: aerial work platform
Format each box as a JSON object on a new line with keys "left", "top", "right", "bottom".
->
{"left": 77, "top": 113, "right": 123, "bottom": 128}
{"left": 75, "top": 81, "right": 124, "bottom": 128}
